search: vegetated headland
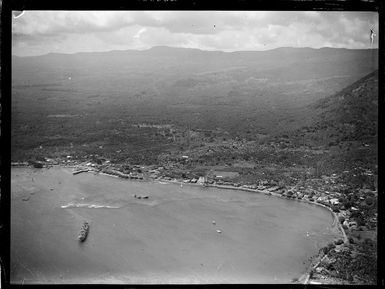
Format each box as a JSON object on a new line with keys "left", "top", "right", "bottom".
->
{"left": 11, "top": 47, "right": 378, "bottom": 284}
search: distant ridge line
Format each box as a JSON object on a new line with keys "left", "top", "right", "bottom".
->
{"left": 12, "top": 46, "right": 379, "bottom": 58}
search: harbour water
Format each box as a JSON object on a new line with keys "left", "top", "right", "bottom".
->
{"left": 11, "top": 167, "right": 341, "bottom": 284}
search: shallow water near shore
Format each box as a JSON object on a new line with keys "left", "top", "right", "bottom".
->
{"left": 11, "top": 167, "right": 341, "bottom": 284}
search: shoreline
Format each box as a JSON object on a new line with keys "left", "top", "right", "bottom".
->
{"left": 148, "top": 177, "right": 347, "bottom": 241}
{"left": 12, "top": 164, "right": 348, "bottom": 284}
{"left": 146, "top": 177, "right": 348, "bottom": 285}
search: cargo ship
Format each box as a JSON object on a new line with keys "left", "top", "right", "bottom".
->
{"left": 78, "top": 222, "right": 90, "bottom": 242}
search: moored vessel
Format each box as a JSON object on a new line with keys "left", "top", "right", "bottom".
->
{"left": 78, "top": 222, "right": 90, "bottom": 242}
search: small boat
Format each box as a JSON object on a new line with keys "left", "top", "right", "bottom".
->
{"left": 78, "top": 222, "right": 90, "bottom": 242}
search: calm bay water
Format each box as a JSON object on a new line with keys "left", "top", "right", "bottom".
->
{"left": 11, "top": 167, "right": 340, "bottom": 284}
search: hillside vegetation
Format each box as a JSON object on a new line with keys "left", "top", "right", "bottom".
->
{"left": 290, "top": 70, "right": 378, "bottom": 174}
{"left": 11, "top": 47, "right": 378, "bottom": 284}
{"left": 11, "top": 47, "right": 378, "bottom": 162}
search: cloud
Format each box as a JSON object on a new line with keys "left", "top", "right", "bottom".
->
{"left": 12, "top": 11, "right": 135, "bottom": 35}
{"left": 12, "top": 11, "right": 379, "bottom": 56}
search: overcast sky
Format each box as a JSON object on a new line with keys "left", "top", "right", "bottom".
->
{"left": 12, "top": 11, "right": 378, "bottom": 56}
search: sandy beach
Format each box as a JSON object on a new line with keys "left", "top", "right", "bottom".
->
{"left": 11, "top": 167, "right": 341, "bottom": 284}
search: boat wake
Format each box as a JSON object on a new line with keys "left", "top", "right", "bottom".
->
{"left": 60, "top": 203, "right": 119, "bottom": 209}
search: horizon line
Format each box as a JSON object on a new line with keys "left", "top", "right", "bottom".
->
{"left": 12, "top": 45, "right": 379, "bottom": 58}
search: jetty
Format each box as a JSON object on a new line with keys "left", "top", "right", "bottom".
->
{"left": 73, "top": 169, "right": 89, "bottom": 175}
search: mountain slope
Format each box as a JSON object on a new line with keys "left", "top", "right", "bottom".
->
{"left": 291, "top": 70, "right": 378, "bottom": 173}
{"left": 12, "top": 47, "right": 378, "bottom": 136}
{"left": 300, "top": 70, "right": 378, "bottom": 144}
{"left": 11, "top": 47, "right": 378, "bottom": 163}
